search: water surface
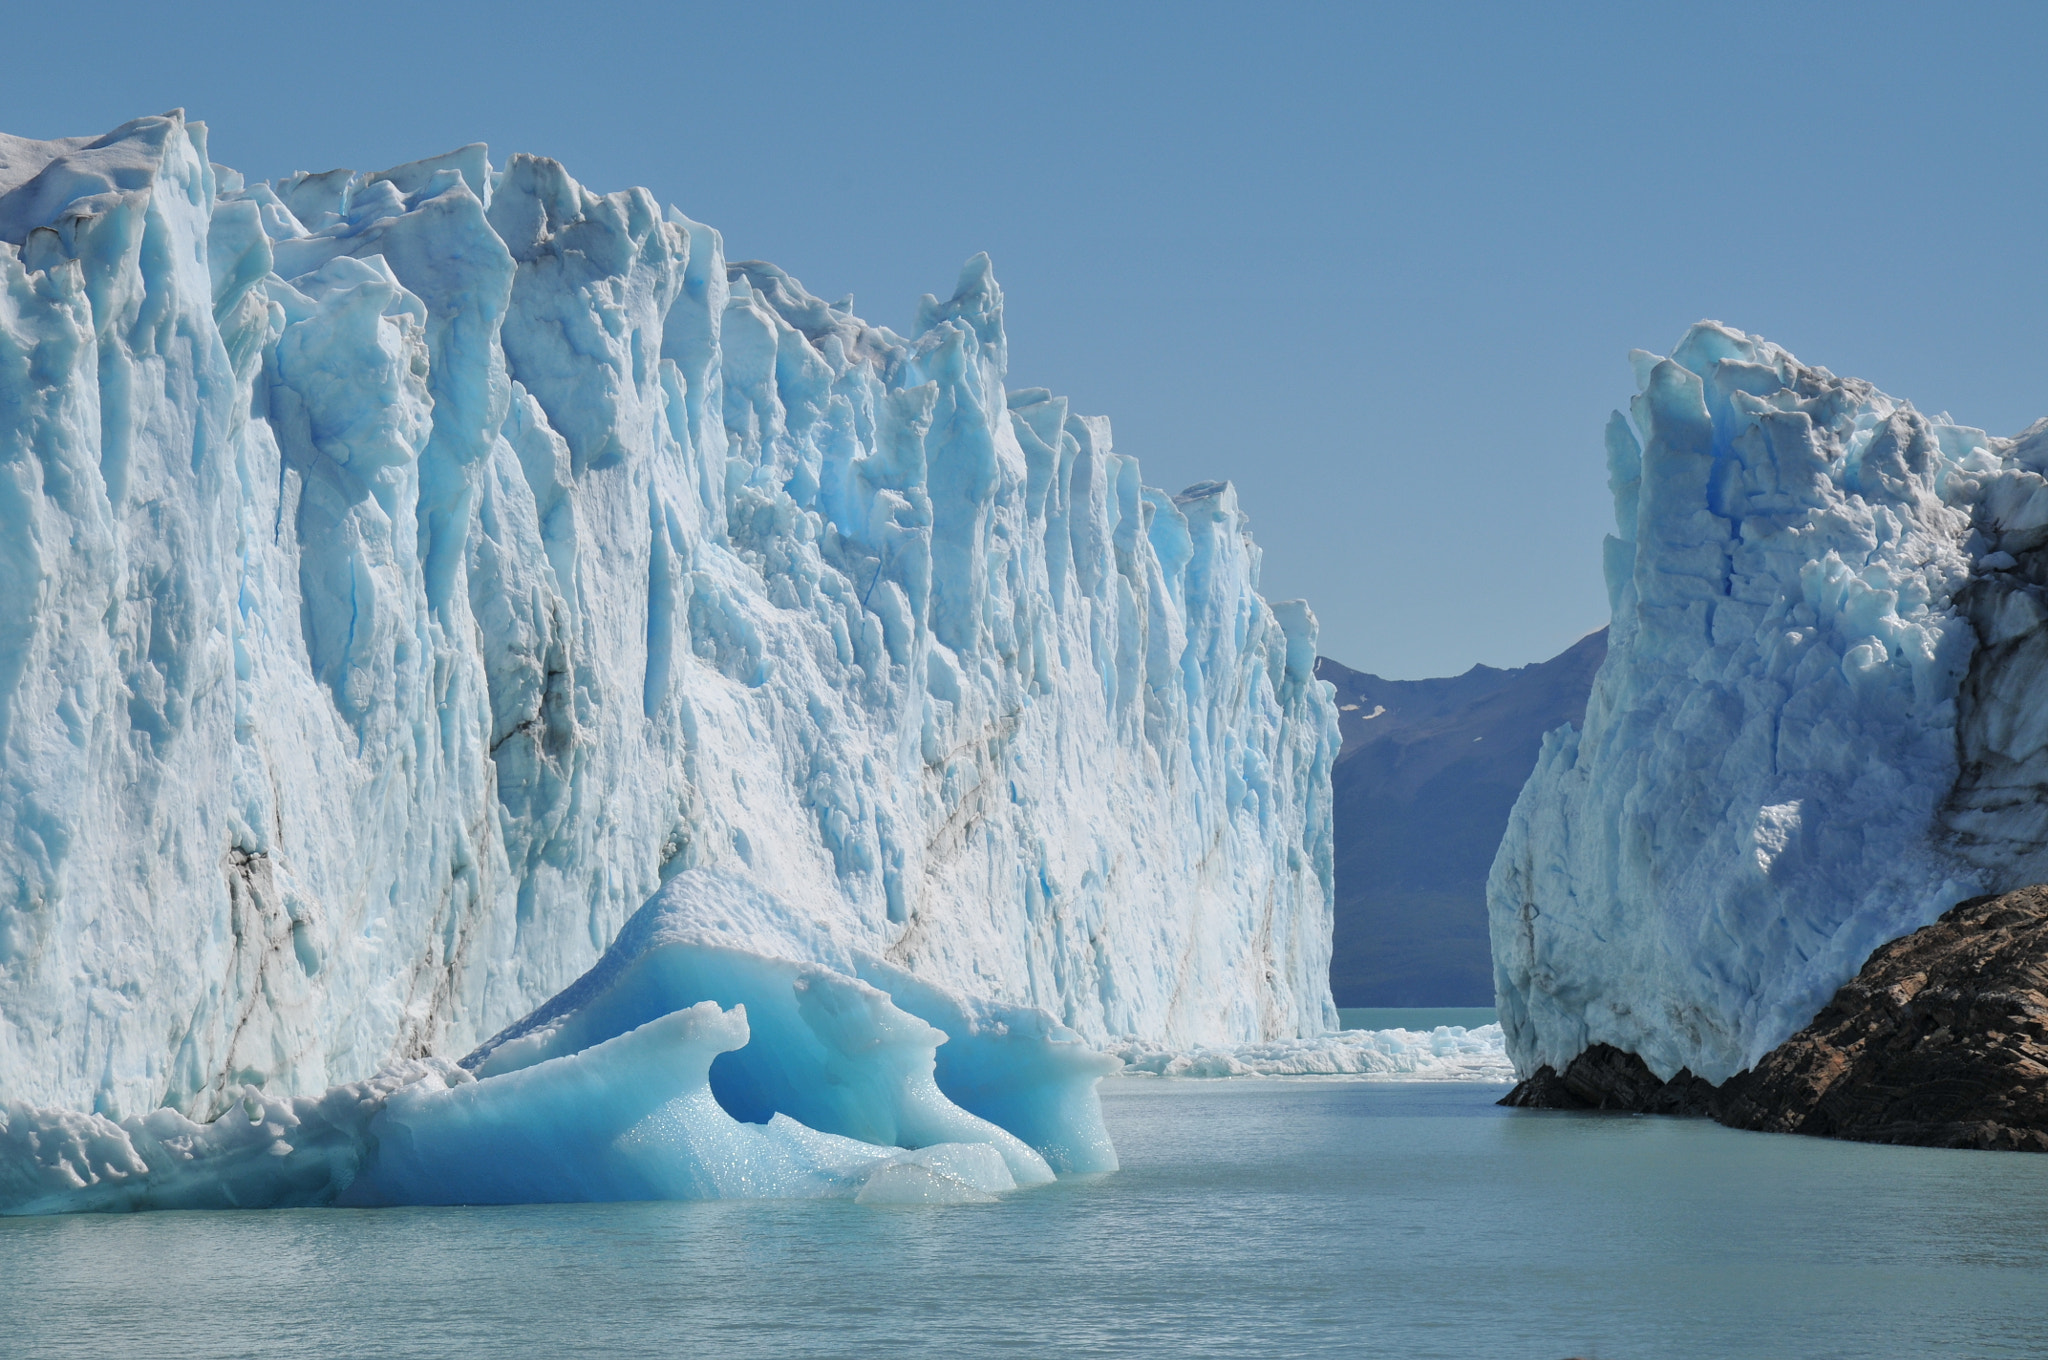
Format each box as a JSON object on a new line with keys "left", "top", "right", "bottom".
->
{"left": 3, "top": 1081, "right": 2043, "bottom": 1358}
{"left": 1338, "top": 1005, "right": 1497, "bottom": 1031}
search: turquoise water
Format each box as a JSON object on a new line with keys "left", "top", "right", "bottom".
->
{"left": 1338, "top": 1005, "right": 1497, "bottom": 1031}
{"left": 4, "top": 1080, "right": 2045, "bottom": 1358}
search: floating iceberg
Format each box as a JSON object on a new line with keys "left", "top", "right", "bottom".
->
{"left": 0, "top": 867, "right": 1116, "bottom": 1213}
{"left": 1491, "top": 323, "right": 2048, "bottom": 1083}
{"left": 0, "top": 1003, "right": 1025, "bottom": 1214}
{"left": 461, "top": 866, "right": 1113, "bottom": 1178}
{"left": 0, "top": 105, "right": 1337, "bottom": 1179}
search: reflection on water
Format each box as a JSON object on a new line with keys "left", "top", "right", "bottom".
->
{"left": 3, "top": 1081, "right": 2044, "bottom": 1359}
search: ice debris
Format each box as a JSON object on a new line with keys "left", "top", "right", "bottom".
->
{"left": 1492, "top": 322, "right": 2048, "bottom": 1084}
{"left": 0, "top": 110, "right": 1338, "bottom": 1136}
{"left": 1109, "top": 1024, "right": 1511, "bottom": 1080}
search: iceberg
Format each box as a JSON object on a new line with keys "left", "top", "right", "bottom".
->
{"left": 460, "top": 866, "right": 1109, "bottom": 1178}
{"left": 1491, "top": 322, "right": 2048, "bottom": 1083}
{"left": 0, "top": 868, "right": 1098, "bottom": 1213}
{"left": 0, "top": 866, "right": 1127, "bottom": 1215}
{"left": 0, "top": 111, "right": 1339, "bottom": 1207}
{"left": 0, "top": 1002, "right": 1024, "bottom": 1214}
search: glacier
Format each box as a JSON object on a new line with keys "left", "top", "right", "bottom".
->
{"left": 0, "top": 110, "right": 1339, "bottom": 1209}
{"left": 1491, "top": 322, "right": 2048, "bottom": 1084}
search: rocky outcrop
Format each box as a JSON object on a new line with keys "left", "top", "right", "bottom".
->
{"left": 1497, "top": 1043, "right": 1718, "bottom": 1117}
{"left": 1715, "top": 887, "right": 2048, "bottom": 1150}
{"left": 1501, "top": 886, "right": 2048, "bottom": 1152}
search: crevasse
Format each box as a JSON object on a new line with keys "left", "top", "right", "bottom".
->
{"left": 1490, "top": 322, "right": 2048, "bottom": 1084}
{"left": 0, "top": 109, "right": 1338, "bottom": 1191}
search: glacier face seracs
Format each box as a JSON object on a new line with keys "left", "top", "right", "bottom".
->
{"left": 0, "top": 111, "right": 1338, "bottom": 1138}
{"left": 1490, "top": 322, "right": 2048, "bottom": 1084}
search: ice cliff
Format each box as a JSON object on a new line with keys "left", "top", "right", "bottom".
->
{"left": 0, "top": 109, "right": 1338, "bottom": 1158}
{"left": 1492, "top": 322, "right": 2048, "bottom": 1084}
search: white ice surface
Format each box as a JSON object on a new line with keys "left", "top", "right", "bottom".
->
{"left": 1491, "top": 323, "right": 2048, "bottom": 1083}
{"left": 0, "top": 112, "right": 1337, "bottom": 1127}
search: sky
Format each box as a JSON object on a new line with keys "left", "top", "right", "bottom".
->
{"left": 6, "top": 1, "right": 2045, "bottom": 677}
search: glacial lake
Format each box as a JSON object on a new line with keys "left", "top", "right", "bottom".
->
{"left": 1338, "top": 1006, "right": 1497, "bottom": 1031}
{"left": 5, "top": 1079, "right": 2046, "bottom": 1358}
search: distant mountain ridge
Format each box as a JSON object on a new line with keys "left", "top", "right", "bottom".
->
{"left": 1317, "top": 631, "right": 1606, "bottom": 1005}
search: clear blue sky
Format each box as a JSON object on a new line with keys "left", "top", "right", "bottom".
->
{"left": 8, "top": 2, "right": 2044, "bottom": 677}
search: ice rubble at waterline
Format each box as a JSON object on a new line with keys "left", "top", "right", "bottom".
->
{"left": 1492, "top": 322, "right": 2048, "bottom": 1085}
{"left": 0, "top": 110, "right": 1342, "bottom": 1210}
{"left": 1109, "top": 1022, "right": 1511, "bottom": 1081}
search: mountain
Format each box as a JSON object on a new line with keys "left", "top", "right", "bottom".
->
{"left": 1315, "top": 629, "right": 1605, "bottom": 1005}
{"left": 1494, "top": 322, "right": 2048, "bottom": 1085}
{"left": 0, "top": 112, "right": 1336, "bottom": 1131}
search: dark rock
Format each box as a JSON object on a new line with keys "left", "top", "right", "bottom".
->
{"left": 1499, "top": 1044, "right": 1718, "bottom": 1116}
{"left": 1500, "top": 886, "right": 2048, "bottom": 1152}
{"left": 1713, "top": 886, "right": 2048, "bottom": 1152}
{"left": 1498, "top": 1064, "right": 1583, "bottom": 1109}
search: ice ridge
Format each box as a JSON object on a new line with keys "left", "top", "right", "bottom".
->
{"left": 1491, "top": 322, "right": 2048, "bottom": 1083}
{"left": 0, "top": 110, "right": 1338, "bottom": 1145}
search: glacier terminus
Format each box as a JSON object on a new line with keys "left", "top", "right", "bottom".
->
{"left": 0, "top": 111, "right": 1343, "bottom": 1211}
{"left": 1493, "top": 321, "right": 2048, "bottom": 1088}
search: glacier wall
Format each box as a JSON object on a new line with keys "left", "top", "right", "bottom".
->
{"left": 0, "top": 112, "right": 1338, "bottom": 1122}
{"left": 1490, "top": 322, "right": 2048, "bottom": 1083}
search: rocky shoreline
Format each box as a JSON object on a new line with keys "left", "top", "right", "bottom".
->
{"left": 1502, "top": 886, "right": 2048, "bottom": 1152}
